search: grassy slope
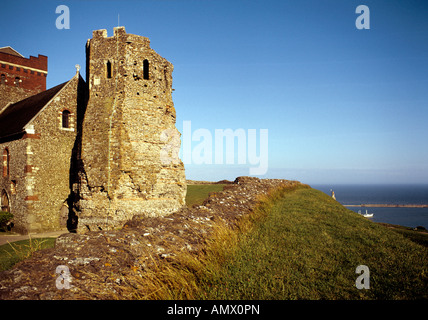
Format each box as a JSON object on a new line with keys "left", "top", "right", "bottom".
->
{"left": 185, "top": 184, "right": 226, "bottom": 207}
{"left": 376, "top": 223, "right": 428, "bottom": 247}
{"left": 0, "top": 238, "right": 56, "bottom": 271}
{"left": 2, "top": 184, "right": 426, "bottom": 300}
{"left": 196, "top": 186, "right": 428, "bottom": 299}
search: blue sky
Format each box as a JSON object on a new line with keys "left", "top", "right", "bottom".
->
{"left": 2, "top": 0, "right": 428, "bottom": 184}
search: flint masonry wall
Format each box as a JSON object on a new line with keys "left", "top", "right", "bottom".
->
{"left": 0, "top": 136, "right": 28, "bottom": 234}
{"left": 74, "top": 27, "right": 186, "bottom": 233}
{"left": 0, "top": 73, "right": 85, "bottom": 234}
{"left": 27, "top": 73, "right": 86, "bottom": 233}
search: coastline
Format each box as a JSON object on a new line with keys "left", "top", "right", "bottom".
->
{"left": 344, "top": 204, "right": 428, "bottom": 208}
{"left": 375, "top": 222, "right": 428, "bottom": 247}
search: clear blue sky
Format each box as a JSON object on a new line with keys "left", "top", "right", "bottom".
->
{"left": 2, "top": 0, "right": 428, "bottom": 184}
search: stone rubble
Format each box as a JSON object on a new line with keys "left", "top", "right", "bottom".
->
{"left": 0, "top": 177, "right": 301, "bottom": 300}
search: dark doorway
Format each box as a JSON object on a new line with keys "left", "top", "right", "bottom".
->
{"left": 1, "top": 189, "right": 9, "bottom": 212}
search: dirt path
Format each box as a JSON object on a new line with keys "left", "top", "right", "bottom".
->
{"left": 0, "top": 230, "right": 68, "bottom": 246}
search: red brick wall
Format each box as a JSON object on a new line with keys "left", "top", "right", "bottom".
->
{"left": 0, "top": 52, "right": 47, "bottom": 71}
{"left": 0, "top": 52, "right": 47, "bottom": 92}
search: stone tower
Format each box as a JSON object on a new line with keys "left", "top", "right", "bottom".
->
{"left": 73, "top": 27, "right": 186, "bottom": 233}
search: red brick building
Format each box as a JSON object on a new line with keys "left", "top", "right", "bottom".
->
{"left": 0, "top": 46, "right": 48, "bottom": 109}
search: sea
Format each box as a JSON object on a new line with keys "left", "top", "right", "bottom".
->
{"left": 312, "top": 184, "right": 428, "bottom": 229}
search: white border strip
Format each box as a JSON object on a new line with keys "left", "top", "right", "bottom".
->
{"left": 0, "top": 60, "right": 47, "bottom": 75}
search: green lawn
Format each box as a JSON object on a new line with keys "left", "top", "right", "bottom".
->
{"left": 0, "top": 238, "right": 56, "bottom": 271}
{"left": 185, "top": 184, "right": 226, "bottom": 207}
{"left": 196, "top": 186, "right": 428, "bottom": 299}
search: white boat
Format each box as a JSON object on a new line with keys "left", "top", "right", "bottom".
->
{"left": 358, "top": 210, "right": 374, "bottom": 218}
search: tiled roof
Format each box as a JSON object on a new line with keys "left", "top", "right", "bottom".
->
{"left": 0, "top": 81, "right": 67, "bottom": 139}
{"left": 0, "top": 46, "right": 24, "bottom": 57}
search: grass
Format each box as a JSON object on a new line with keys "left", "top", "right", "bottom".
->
{"left": 2, "top": 184, "right": 426, "bottom": 300}
{"left": 195, "top": 186, "right": 428, "bottom": 299}
{"left": 376, "top": 223, "right": 428, "bottom": 247}
{"left": 118, "top": 184, "right": 427, "bottom": 300}
{"left": 0, "top": 237, "right": 56, "bottom": 271}
{"left": 185, "top": 184, "right": 226, "bottom": 207}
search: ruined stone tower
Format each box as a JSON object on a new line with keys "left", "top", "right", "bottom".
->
{"left": 73, "top": 27, "right": 186, "bottom": 232}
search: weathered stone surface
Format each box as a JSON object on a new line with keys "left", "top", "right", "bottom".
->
{"left": 0, "top": 27, "right": 185, "bottom": 235}
{"left": 0, "top": 73, "right": 86, "bottom": 234}
{"left": 73, "top": 27, "right": 186, "bottom": 233}
{"left": 0, "top": 177, "right": 301, "bottom": 300}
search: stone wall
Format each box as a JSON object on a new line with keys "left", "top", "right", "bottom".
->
{"left": 0, "top": 137, "right": 29, "bottom": 234}
{"left": 0, "top": 73, "right": 86, "bottom": 234}
{"left": 0, "top": 177, "right": 302, "bottom": 299}
{"left": 74, "top": 27, "right": 186, "bottom": 233}
{"left": 26, "top": 73, "right": 86, "bottom": 233}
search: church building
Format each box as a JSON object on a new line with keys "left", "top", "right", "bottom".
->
{"left": 0, "top": 27, "right": 186, "bottom": 234}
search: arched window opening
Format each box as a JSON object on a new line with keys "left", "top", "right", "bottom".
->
{"left": 15, "top": 77, "right": 20, "bottom": 87}
{"left": 143, "top": 59, "right": 149, "bottom": 80}
{"left": 10, "top": 180, "right": 17, "bottom": 195}
{"left": 1, "top": 190, "right": 9, "bottom": 212}
{"left": 1, "top": 74, "right": 5, "bottom": 85}
{"left": 62, "top": 110, "right": 71, "bottom": 129}
{"left": 106, "top": 60, "right": 112, "bottom": 79}
{"left": 3, "top": 148, "right": 9, "bottom": 177}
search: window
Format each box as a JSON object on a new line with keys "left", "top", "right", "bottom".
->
{"left": 3, "top": 148, "right": 9, "bottom": 177}
{"left": 1, "top": 74, "right": 5, "bottom": 85}
{"left": 143, "top": 59, "right": 149, "bottom": 80}
{"left": 15, "top": 77, "right": 20, "bottom": 87}
{"left": 106, "top": 60, "right": 112, "bottom": 79}
{"left": 62, "top": 110, "right": 71, "bottom": 128}
{"left": 10, "top": 180, "right": 16, "bottom": 195}
{"left": 60, "top": 109, "right": 74, "bottom": 131}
